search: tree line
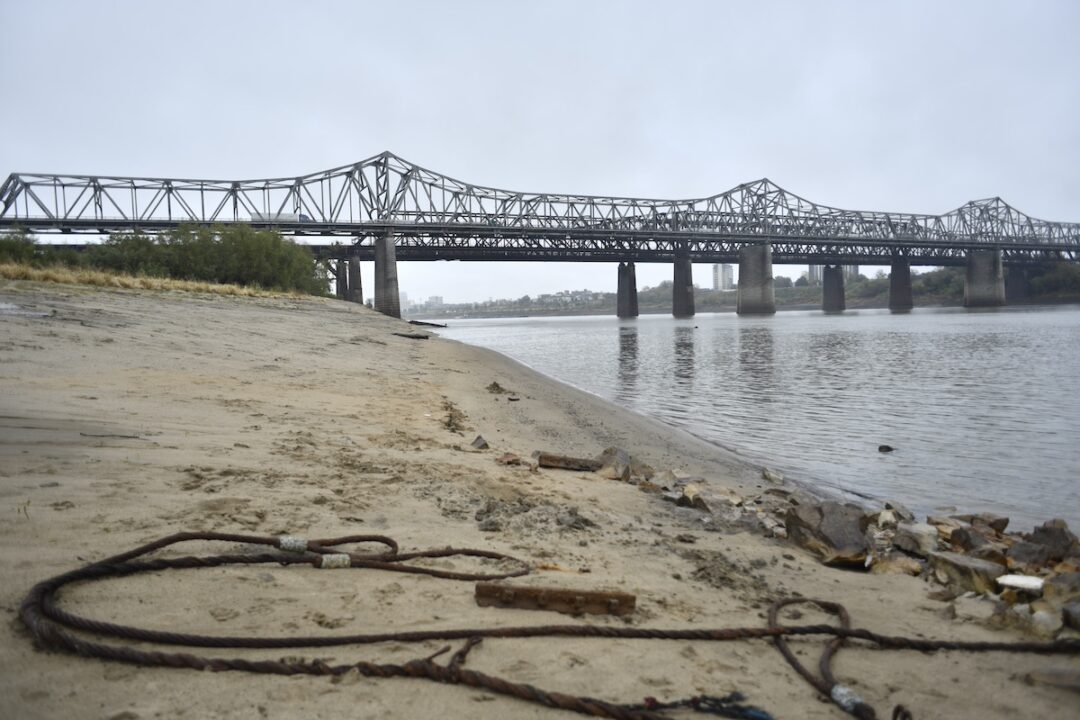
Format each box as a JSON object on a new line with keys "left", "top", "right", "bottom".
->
{"left": 0, "top": 225, "right": 328, "bottom": 294}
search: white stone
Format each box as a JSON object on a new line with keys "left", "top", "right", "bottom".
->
{"left": 996, "top": 574, "right": 1045, "bottom": 593}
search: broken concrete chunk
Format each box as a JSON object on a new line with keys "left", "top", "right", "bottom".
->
{"left": 870, "top": 553, "right": 923, "bottom": 576}
{"left": 785, "top": 502, "right": 869, "bottom": 567}
{"left": 928, "top": 551, "right": 1006, "bottom": 594}
{"left": 675, "top": 483, "right": 710, "bottom": 513}
{"left": 1027, "top": 520, "right": 1080, "bottom": 562}
{"left": 1043, "top": 573, "right": 1080, "bottom": 608}
{"left": 893, "top": 522, "right": 939, "bottom": 557}
{"left": 761, "top": 467, "right": 784, "bottom": 484}
{"left": 1063, "top": 602, "right": 1080, "bottom": 631}
{"left": 949, "top": 512, "right": 1009, "bottom": 534}
{"left": 1006, "top": 540, "right": 1053, "bottom": 570}
{"left": 471, "top": 435, "right": 490, "bottom": 450}
{"left": 950, "top": 526, "right": 991, "bottom": 552}
{"left": 883, "top": 500, "right": 916, "bottom": 523}
{"left": 926, "top": 515, "right": 967, "bottom": 541}
{"left": 496, "top": 453, "right": 522, "bottom": 466}
{"left": 596, "top": 447, "right": 632, "bottom": 482}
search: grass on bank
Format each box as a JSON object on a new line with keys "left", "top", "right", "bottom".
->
{"left": 0, "top": 262, "right": 305, "bottom": 298}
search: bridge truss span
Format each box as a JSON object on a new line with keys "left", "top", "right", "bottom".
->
{"left": 2, "top": 151, "right": 1079, "bottom": 261}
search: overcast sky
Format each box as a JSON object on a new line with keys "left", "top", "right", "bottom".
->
{"left": 2, "top": 1, "right": 1078, "bottom": 303}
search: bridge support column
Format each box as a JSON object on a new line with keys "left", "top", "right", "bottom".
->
{"left": 888, "top": 257, "right": 913, "bottom": 313}
{"left": 334, "top": 260, "right": 347, "bottom": 299}
{"left": 672, "top": 254, "right": 695, "bottom": 318}
{"left": 374, "top": 232, "right": 401, "bottom": 318}
{"left": 617, "top": 262, "right": 639, "bottom": 318}
{"left": 1005, "top": 266, "right": 1028, "bottom": 304}
{"left": 347, "top": 256, "right": 363, "bottom": 304}
{"left": 964, "top": 249, "right": 1005, "bottom": 307}
{"left": 822, "top": 265, "right": 845, "bottom": 312}
{"left": 736, "top": 243, "right": 775, "bottom": 315}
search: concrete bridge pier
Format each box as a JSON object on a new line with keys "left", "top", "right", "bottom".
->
{"left": 822, "top": 265, "right": 845, "bottom": 312}
{"left": 617, "top": 262, "right": 639, "bottom": 318}
{"left": 888, "top": 256, "right": 914, "bottom": 313}
{"left": 736, "top": 243, "right": 775, "bottom": 315}
{"left": 672, "top": 253, "right": 695, "bottom": 318}
{"left": 347, "top": 255, "right": 363, "bottom": 304}
{"left": 964, "top": 249, "right": 1005, "bottom": 307}
{"left": 374, "top": 232, "right": 401, "bottom": 317}
{"left": 1005, "top": 266, "right": 1028, "bottom": 304}
{"left": 334, "top": 260, "right": 347, "bottom": 299}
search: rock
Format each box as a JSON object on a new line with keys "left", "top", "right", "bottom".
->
{"left": 1028, "top": 520, "right": 1080, "bottom": 562}
{"left": 470, "top": 435, "right": 489, "bottom": 450}
{"left": 1006, "top": 540, "right": 1052, "bottom": 570}
{"left": 675, "top": 484, "right": 710, "bottom": 513}
{"left": 969, "top": 544, "right": 1008, "bottom": 567}
{"left": 556, "top": 508, "right": 595, "bottom": 530}
{"left": 954, "top": 512, "right": 1010, "bottom": 533}
{"left": 883, "top": 500, "right": 916, "bottom": 523}
{"left": 1043, "top": 573, "right": 1080, "bottom": 608}
{"left": 893, "top": 522, "right": 939, "bottom": 557}
{"left": 877, "top": 444, "right": 894, "bottom": 453}
{"left": 596, "top": 447, "right": 632, "bottom": 482}
{"left": 875, "top": 509, "right": 899, "bottom": 529}
{"left": 950, "top": 526, "right": 991, "bottom": 552}
{"left": 1030, "top": 610, "right": 1064, "bottom": 638}
{"left": 1054, "top": 558, "right": 1080, "bottom": 574}
{"left": 784, "top": 502, "right": 869, "bottom": 567}
{"left": 926, "top": 515, "right": 967, "bottom": 541}
{"left": 928, "top": 551, "right": 1006, "bottom": 594}
{"left": 636, "top": 480, "right": 663, "bottom": 494}
{"left": 653, "top": 470, "right": 680, "bottom": 489}
{"left": 478, "top": 518, "right": 502, "bottom": 532}
{"left": 870, "top": 553, "right": 923, "bottom": 576}
{"left": 1063, "top": 602, "right": 1080, "bottom": 631}
{"left": 953, "top": 594, "right": 997, "bottom": 623}
{"left": 761, "top": 467, "right": 784, "bottom": 484}
{"left": 495, "top": 453, "right": 522, "bottom": 466}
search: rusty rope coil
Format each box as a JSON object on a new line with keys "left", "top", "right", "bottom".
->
{"left": 19, "top": 532, "right": 1080, "bottom": 720}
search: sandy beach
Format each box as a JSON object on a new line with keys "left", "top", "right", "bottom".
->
{"left": 1, "top": 280, "right": 1077, "bottom": 720}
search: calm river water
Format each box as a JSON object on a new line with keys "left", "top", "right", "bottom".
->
{"left": 437, "top": 306, "right": 1080, "bottom": 531}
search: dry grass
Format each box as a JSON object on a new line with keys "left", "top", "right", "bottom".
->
{"left": 0, "top": 263, "right": 305, "bottom": 298}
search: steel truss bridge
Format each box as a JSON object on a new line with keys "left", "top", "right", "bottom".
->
{"left": 2, "top": 151, "right": 1078, "bottom": 266}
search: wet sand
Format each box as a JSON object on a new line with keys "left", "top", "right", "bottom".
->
{"left": 0, "top": 281, "right": 1076, "bottom": 719}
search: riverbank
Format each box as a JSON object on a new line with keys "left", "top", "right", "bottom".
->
{"left": 1, "top": 281, "right": 1076, "bottom": 719}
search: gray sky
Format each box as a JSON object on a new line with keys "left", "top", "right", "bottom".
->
{"left": 2, "top": 0, "right": 1078, "bottom": 303}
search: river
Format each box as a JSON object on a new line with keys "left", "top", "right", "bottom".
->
{"left": 436, "top": 305, "right": 1080, "bottom": 532}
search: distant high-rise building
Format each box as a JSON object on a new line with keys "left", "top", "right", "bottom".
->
{"left": 712, "top": 264, "right": 720, "bottom": 290}
{"left": 808, "top": 265, "right": 823, "bottom": 286}
{"left": 428, "top": 296, "right": 444, "bottom": 308}
{"left": 399, "top": 291, "right": 409, "bottom": 310}
{"left": 721, "top": 264, "right": 734, "bottom": 290}
{"left": 844, "top": 265, "right": 860, "bottom": 282}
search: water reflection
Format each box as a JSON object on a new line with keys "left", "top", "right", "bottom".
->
{"left": 737, "top": 325, "right": 775, "bottom": 388}
{"left": 616, "top": 325, "right": 638, "bottom": 401}
{"left": 673, "top": 325, "right": 696, "bottom": 388}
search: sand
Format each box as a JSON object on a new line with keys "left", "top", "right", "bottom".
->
{"left": 0, "top": 280, "right": 1076, "bottom": 720}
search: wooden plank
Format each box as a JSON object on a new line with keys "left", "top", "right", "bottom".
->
{"left": 475, "top": 582, "right": 636, "bottom": 616}
{"left": 534, "top": 452, "right": 602, "bottom": 472}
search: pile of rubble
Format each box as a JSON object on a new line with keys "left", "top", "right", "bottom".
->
{"left": 490, "top": 441, "right": 1080, "bottom": 638}
{"left": 785, "top": 499, "right": 1080, "bottom": 637}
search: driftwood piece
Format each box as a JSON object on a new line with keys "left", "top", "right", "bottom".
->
{"left": 475, "top": 582, "right": 636, "bottom": 616}
{"left": 408, "top": 319, "right": 447, "bottom": 328}
{"left": 534, "top": 452, "right": 602, "bottom": 472}
{"left": 391, "top": 332, "right": 430, "bottom": 340}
